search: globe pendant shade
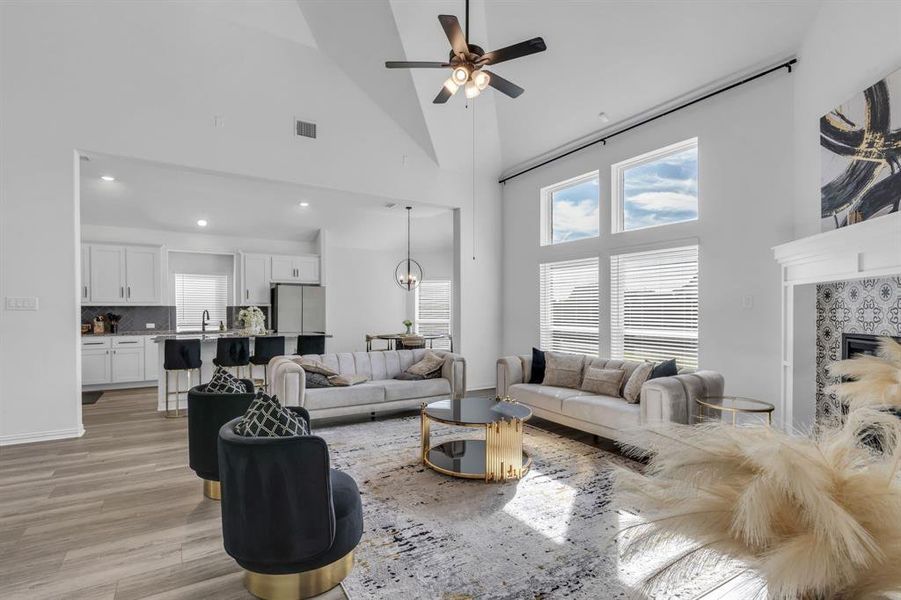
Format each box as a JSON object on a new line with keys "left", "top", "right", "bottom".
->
{"left": 395, "top": 258, "right": 423, "bottom": 291}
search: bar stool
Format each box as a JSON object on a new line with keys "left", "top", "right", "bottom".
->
{"left": 213, "top": 337, "right": 250, "bottom": 379}
{"left": 163, "top": 339, "right": 202, "bottom": 418}
{"left": 249, "top": 336, "right": 285, "bottom": 390}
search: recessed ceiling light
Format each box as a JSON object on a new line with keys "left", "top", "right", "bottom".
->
{"left": 299, "top": 202, "right": 310, "bottom": 207}
{"left": 196, "top": 219, "right": 208, "bottom": 227}
{"left": 100, "top": 175, "right": 116, "bottom": 182}
{"left": 598, "top": 112, "right": 610, "bottom": 123}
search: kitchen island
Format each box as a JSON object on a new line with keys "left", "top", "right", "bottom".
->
{"left": 152, "top": 331, "right": 330, "bottom": 412}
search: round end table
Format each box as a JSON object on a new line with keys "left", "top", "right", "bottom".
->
{"left": 695, "top": 396, "right": 775, "bottom": 425}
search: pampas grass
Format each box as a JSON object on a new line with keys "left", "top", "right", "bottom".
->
{"left": 828, "top": 337, "right": 901, "bottom": 411}
{"left": 614, "top": 411, "right": 901, "bottom": 599}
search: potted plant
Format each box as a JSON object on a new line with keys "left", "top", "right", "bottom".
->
{"left": 403, "top": 319, "right": 413, "bottom": 335}
{"left": 238, "top": 306, "right": 266, "bottom": 335}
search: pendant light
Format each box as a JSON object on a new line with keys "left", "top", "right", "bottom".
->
{"left": 395, "top": 206, "right": 423, "bottom": 291}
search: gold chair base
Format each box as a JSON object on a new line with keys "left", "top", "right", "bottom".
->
{"left": 244, "top": 551, "right": 354, "bottom": 600}
{"left": 203, "top": 479, "right": 221, "bottom": 500}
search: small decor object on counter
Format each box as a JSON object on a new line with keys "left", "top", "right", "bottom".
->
{"left": 206, "top": 366, "right": 246, "bottom": 395}
{"left": 81, "top": 324, "right": 92, "bottom": 335}
{"left": 403, "top": 319, "right": 413, "bottom": 335}
{"left": 237, "top": 306, "right": 266, "bottom": 336}
{"left": 218, "top": 320, "right": 225, "bottom": 332}
{"left": 234, "top": 391, "right": 309, "bottom": 437}
{"left": 106, "top": 312, "right": 122, "bottom": 334}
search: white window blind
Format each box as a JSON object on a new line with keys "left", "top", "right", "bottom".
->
{"left": 415, "top": 280, "right": 452, "bottom": 350}
{"left": 539, "top": 257, "right": 599, "bottom": 355}
{"left": 175, "top": 273, "right": 228, "bottom": 333}
{"left": 610, "top": 245, "right": 699, "bottom": 369}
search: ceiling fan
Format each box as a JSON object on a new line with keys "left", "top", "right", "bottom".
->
{"left": 385, "top": 0, "right": 546, "bottom": 103}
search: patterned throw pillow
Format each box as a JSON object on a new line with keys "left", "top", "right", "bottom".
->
{"left": 292, "top": 357, "right": 339, "bottom": 377}
{"left": 581, "top": 367, "right": 625, "bottom": 397}
{"left": 622, "top": 362, "right": 654, "bottom": 403}
{"left": 327, "top": 374, "right": 368, "bottom": 387}
{"left": 206, "top": 366, "right": 246, "bottom": 394}
{"left": 305, "top": 372, "right": 332, "bottom": 389}
{"left": 234, "top": 391, "right": 309, "bottom": 437}
{"left": 542, "top": 351, "right": 585, "bottom": 388}
{"left": 406, "top": 351, "right": 445, "bottom": 376}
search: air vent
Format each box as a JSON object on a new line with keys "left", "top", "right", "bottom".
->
{"left": 295, "top": 119, "right": 317, "bottom": 139}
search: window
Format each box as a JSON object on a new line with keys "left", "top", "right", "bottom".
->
{"left": 541, "top": 171, "right": 600, "bottom": 245}
{"left": 539, "top": 257, "right": 599, "bottom": 355}
{"left": 175, "top": 273, "right": 228, "bottom": 332}
{"left": 613, "top": 138, "right": 698, "bottom": 232}
{"left": 415, "top": 279, "right": 452, "bottom": 350}
{"left": 610, "top": 245, "right": 699, "bottom": 369}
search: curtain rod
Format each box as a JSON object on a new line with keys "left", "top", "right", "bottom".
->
{"left": 498, "top": 58, "right": 797, "bottom": 184}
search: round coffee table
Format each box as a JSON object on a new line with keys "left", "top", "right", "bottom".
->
{"left": 695, "top": 396, "right": 775, "bottom": 425}
{"left": 420, "top": 397, "right": 532, "bottom": 482}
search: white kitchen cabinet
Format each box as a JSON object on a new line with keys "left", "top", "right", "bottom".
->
{"left": 124, "top": 247, "right": 161, "bottom": 303}
{"left": 111, "top": 347, "right": 145, "bottom": 383}
{"left": 84, "top": 243, "right": 163, "bottom": 305}
{"left": 144, "top": 337, "right": 159, "bottom": 382}
{"left": 82, "top": 341, "right": 112, "bottom": 385}
{"left": 89, "top": 245, "right": 126, "bottom": 303}
{"left": 242, "top": 253, "right": 271, "bottom": 305}
{"left": 270, "top": 254, "right": 320, "bottom": 284}
{"left": 81, "top": 244, "right": 91, "bottom": 302}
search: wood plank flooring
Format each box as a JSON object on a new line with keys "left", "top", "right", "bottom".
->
{"left": 0, "top": 388, "right": 346, "bottom": 600}
{"left": 0, "top": 387, "right": 625, "bottom": 600}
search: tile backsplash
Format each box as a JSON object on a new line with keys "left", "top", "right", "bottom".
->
{"left": 81, "top": 305, "right": 174, "bottom": 332}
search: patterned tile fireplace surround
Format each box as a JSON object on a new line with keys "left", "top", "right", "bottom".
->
{"left": 816, "top": 276, "right": 901, "bottom": 417}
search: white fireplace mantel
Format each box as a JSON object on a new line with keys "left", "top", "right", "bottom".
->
{"left": 773, "top": 212, "right": 901, "bottom": 429}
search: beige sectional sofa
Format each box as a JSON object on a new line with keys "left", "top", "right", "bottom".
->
{"left": 268, "top": 349, "right": 466, "bottom": 420}
{"left": 497, "top": 353, "right": 724, "bottom": 443}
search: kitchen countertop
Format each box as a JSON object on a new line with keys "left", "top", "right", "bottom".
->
{"left": 149, "top": 331, "right": 332, "bottom": 342}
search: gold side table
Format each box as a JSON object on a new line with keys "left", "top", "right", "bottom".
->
{"left": 420, "top": 397, "right": 532, "bottom": 482}
{"left": 695, "top": 395, "right": 775, "bottom": 426}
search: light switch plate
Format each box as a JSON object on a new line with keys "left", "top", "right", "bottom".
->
{"left": 741, "top": 295, "right": 754, "bottom": 309}
{"left": 145, "top": 323, "right": 156, "bottom": 329}
{"left": 5, "top": 297, "right": 39, "bottom": 311}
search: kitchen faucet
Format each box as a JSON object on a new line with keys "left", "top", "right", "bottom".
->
{"left": 201, "top": 309, "right": 211, "bottom": 332}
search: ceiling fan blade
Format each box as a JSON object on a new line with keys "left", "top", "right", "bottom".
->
{"left": 433, "top": 85, "right": 453, "bottom": 104}
{"left": 483, "top": 70, "right": 524, "bottom": 98}
{"left": 385, "top": 61, "right": 450, "bottom": 69}
{"left": 438, "top": 15, "right": 468, "bottom": 56}
{"left": 478, "top": 37, "right": 546, "bottom": 65}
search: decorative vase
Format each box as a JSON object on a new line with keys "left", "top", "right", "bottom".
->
{"left": 405, "top": 325, "right": 412, "bottom": 334}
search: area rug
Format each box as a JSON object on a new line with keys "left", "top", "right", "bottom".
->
{"left": 316, "top": 416, "right": 741, "bottom": 600}
{"left": 82, "top": 391, "right": 103, "bottom": 405}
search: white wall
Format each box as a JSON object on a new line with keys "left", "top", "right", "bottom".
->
{"left": 501, "top": 73, "right": 795, "bottom": 408}
{"left": 166, "top": 251, "right": 236, "bottom": 306}
{"left": 0, "top": 3, "right": 499, "bottom": 444}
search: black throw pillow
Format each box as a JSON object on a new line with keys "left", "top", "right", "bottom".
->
{"left": 305, "top": 372, "right": 332, "bottom": 389}
{"left": 206, "top": 366, "right": 246, "bottom": 394}
{"left": 234, "top": 391, "right": 309, "bottom": 437}
{"left": 394, "top": 371, "right": 425, "bottom": 381}
{"left": 649, "top": 358, "right": 678, "bottom": 380}
{"left": 529, "top": 347, "right": 546, "bottom": 384}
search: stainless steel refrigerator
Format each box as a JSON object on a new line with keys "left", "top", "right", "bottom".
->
{"left": 270, "top": 284, "right": 326, "bottom": 334}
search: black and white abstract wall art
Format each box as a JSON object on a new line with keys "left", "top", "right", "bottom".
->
{"left": 820, "top": 67, "right": 901, "bottom": 231}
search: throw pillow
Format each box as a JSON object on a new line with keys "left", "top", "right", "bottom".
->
{"left": 206, "top": 366, "right": 246, "bottom": 394}
{"left": 649, "top": 358, "right": 678, "bottom": 380}
{"left": 305, "top": 372, "right": 332, "bottom": 389}
{"left": 394, "top": 371, "right": 425, "bottom": 381}
{"left": 581, "top": 367, "right": 625, "bottom": 396}
{"left": 622, "top": 362, "right": 654, "bottom": 403}
{"left": 406, "top": 351, "right": 445, "bottom": 376}
{"left": 529, "top": 347, "right": 546, "bottom": 384}
{"left": 542, "top": 352, "right": 585, "bottom": 388}
{"left": 328, "top": 374, "right": 368, "bottom": 387}
{"left": 293, "top": 357, "right": 338, "bottom": 377}
{"left": 234, "top": 391, "right": 309, "bottom": 437}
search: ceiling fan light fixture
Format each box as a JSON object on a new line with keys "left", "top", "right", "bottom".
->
{"left": 473, "top": 70, "right": 490, "bottom": 90}
{"left": 452, "top": 65, "right": 469, "bottom": 85}
{"left": 443, "top": 77, "right": 460, "bottom": 95}
{"left": 465, "top": 79, "right": 481, "bottom": 99}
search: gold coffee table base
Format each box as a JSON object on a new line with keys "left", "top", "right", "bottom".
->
{"left": 420, "top": 403, "right": 532, "bottom": 482}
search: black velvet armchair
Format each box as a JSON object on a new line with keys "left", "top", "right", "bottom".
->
{"left": 186, "top": 379, "right": 255, "bottom": 499}
{"left": 218, "top": 409, "right": 363, "bottom": 600}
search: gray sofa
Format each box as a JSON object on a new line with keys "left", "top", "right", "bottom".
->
{"left": 268, "top": 349, "right": 466, "bottom": 420}
{"left": 497, "top": 354, "right": 724, "bottom": 443}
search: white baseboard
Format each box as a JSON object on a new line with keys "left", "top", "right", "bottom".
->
{"left": 0, "top": 426, "right": 85, "bottom": 446}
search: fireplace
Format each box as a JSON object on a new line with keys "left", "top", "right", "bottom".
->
{"left": 842, "top": 333, "right": 901, "bottom": 360}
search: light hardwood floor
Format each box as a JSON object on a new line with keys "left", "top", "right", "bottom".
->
{"left": 0, "top": 387, "right": 346, "bottom": 600}
{"left": 0, "top": 387, "right": 624, "bottom": 600}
